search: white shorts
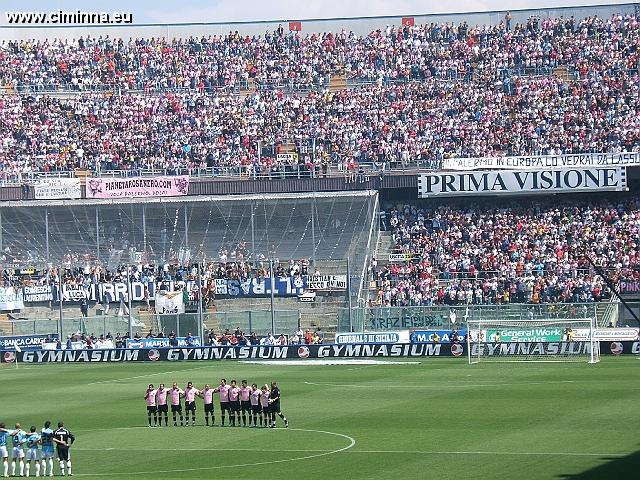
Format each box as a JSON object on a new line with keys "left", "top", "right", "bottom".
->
{"left": 0, "top": 445, "right": 7, "bottom": 458}
{"left": 11, "top": 447, "right": 24, "bottom": 459}
{"left": 26, "top": 448, "right": 39, "bottom": 461}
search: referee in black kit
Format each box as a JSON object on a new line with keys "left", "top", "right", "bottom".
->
{"left": 53, "top": 422, "right": 75, "bottom": 476}
{"left": 268, "top": 381, "right": 289, "bottom": 428}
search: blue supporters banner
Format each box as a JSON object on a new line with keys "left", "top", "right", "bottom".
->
{"left": 126, "top": 337, "right": 202, "bottom": 349}
{"left": 216, "top": 276, "right": 306, "bottom": 297}
{"left": 0, "top": 334, "right": 58, "bottom": 350}
{"left": 410, "top": 330, "right": 467, "bottom": 343}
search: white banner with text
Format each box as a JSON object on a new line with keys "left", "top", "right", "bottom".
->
{"left": 418, "top": 167, "right": 627, "bottom": 198}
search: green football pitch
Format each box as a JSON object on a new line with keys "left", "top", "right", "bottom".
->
{"left": 1, "top": 356, "right": 639, "bottom": 479}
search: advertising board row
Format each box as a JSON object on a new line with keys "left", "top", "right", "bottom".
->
{"left": 0, "top": 334, "right": 57, "bottom": 350}
{"left": 2, "top": 341, "right": 638, "bottom": 363}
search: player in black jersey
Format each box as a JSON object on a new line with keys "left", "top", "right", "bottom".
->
{"left": 268, "top": 381, "right": 289, "bottom": 428}
{"left": 52, "top": 422, "right": 75, "bottom": 476}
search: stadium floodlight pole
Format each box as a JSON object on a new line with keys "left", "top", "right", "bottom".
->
{"left": 197, "top": 260, "right": 204, "bottom": 342}
{"left": 142, "top": 205, "right": 147, "bottom": 256}
{"left": 270, "top": 258, "right": 276, "bottom": 335}
{"left": 126, "top": 266, "right": 133, "bottom": 337}
{"left": 95, "top": 207, "right": 100, "bottom": 263}
{"left": 311, "top": 193, "right": 316, "bottom": 267}
{"left": 250, "top": 201, "right": 255, "bottom": 261}
{"left": 45, "top": 208, "right": 50, "bottom": 264}
{"left": 346, "top": 258, "right": 353, "bottom": 332}
{"left": 58, "top": 266, "right": 63, "bottom": 338}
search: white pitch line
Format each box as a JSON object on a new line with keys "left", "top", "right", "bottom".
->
{"left": 304, "top": 380, "right": 576, "bottom": 389}
{"left": 73, "top": 428, "right": 356, "bottom": 476}
{"left": 343, "top": 450, "right": 628, "bottom": 457}
{"left": 75, "top": 447, "right": 331, "bottom": 453}
{"left": 87, "top": 365, "right": 213, "bottom": 385}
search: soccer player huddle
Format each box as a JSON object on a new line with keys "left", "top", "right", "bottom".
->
{"left": 145, "top": 379, "right": 288, "bottom": 429}
{"left": 0, "top": 421, "right": 74, "bottom": 477}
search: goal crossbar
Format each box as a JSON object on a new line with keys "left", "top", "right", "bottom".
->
{"left": 466, "top": 318, "right": 600, "bottom": 364}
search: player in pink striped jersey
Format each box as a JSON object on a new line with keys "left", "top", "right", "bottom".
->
{"left": 249, "top": 384, "right": 262, "bottom": 428}
{"left": 144, "top": 384, "right": 158, "bottom": 427}
{"left": 198, "top": 384, "right": 215, "bottom": 426}
{"left": 184, "top": 382, "right": 200, "bottom": 426}
{"left": 239, "top": 380, "right": 252, "bottom": 426}
{"left": 213, "top": 379, "right": 230, "bottom": 426}
{"left": 170, "top": 383, "right": 185, "bottom": 426}
{"left": 228, "top": 380, "right": 241, "bottom": 427}
{"left": 156, "top": 383, "right": 169, "bottom": 426}
{"left": 259, "top": 385, "right": 271, "bottom": 427}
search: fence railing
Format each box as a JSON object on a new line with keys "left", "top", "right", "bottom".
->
{"left": 338, "top": 302, "right": 598, "bottom": 332}
{"left": 6, "top": 309, "right": 301, "bottom": 339}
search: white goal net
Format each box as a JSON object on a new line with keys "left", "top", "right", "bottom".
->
{"left": 466, "top": 319, "right": 600, "bottom": 364}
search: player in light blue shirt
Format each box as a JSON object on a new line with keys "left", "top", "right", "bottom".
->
{"left": 0, "top": 423, "right": 9, "bottom": 478}
{"left": 9, "top": 423, "right": 26, "bottom": 477}
{"left": 25, "top": 426, "right": 41, "bottom": 477}
{"left": 40, "top": 421, "right": 55, "bottom": 477}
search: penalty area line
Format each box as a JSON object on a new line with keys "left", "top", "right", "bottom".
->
{"left": 304, "top": 380, "right": 576, "bottom": 389}
{"left": 87, "top": 365, "right": 213, "bottom": 385}
{"left": 344, "top": 450, "right": 628, "bottom": 457}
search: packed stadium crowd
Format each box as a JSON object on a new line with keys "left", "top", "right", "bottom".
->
{"left": 3, "top": 252, "right": 310, "bottom": 288}
{"left": 1, "top": 14, "right": 638, "bottom": 91}
{"left": 375, "top": 197, "right": 640, "bottom": 306}
{"left": 0, "top": 13, "right": 638, "bottom": 180}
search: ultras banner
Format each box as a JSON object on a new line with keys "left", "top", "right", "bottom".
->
{"left": 441, "top": 153, "right": 640, "bottom": 171}
{"left": 418, "top": 168, "right": 627, "bottom": 198}
{"left": 85, "top": 176, "right": 190, "bottom": 199}
{"left": 34, "top": 178, "right": 82, "bottom": 199}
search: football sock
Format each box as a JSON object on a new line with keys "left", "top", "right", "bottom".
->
{"left": 19, "top": 460, "right": 23, "bottom": 476}
{"left": 3, "top": 460, "right": 7, "bottom": 477}
{"left": 11, "top": 461, "right": 15, "bottom": 476}
{"left": 35, "top": 462, "right": 40, "bottom": 476}
{"left": 66, "top": 461, "right": 71, "bottom": 476}
{"left": 59, "top": 460, "right": 65, "bottom": 476}
{"left": 25, "top": 463, "right": 30, "bottom": 477}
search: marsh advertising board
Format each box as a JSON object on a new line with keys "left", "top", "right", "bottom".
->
{"left": 418, "top": 168, "right": 627, "bottom": 198}
{"left": 335, "top": 331, "right": 411, "bottom": 344}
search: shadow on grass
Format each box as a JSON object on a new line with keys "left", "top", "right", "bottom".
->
{"left": 558, "top": 450, "right": 640, "bottom": 479}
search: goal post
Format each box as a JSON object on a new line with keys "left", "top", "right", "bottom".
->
{"left": 466, "top": 318, "right": 600, "bottom": 364}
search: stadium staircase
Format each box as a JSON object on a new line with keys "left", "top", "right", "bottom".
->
{"left": 329, "top": 74, "right": 348, "bottom": 92}
{"left": 374, "top": 231, "right": 394, "bottom": 265}
{"left": 241, "top": 77, "right": 257, "bottom": 98}
{"left": 0, "top": 314, "right": 11, "bottom": 335}
{"left": 553, "top": 66, "right": 573, "bottom": 83}
{"left": 595, "top": 299, "right": 618, "bottom": 327}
